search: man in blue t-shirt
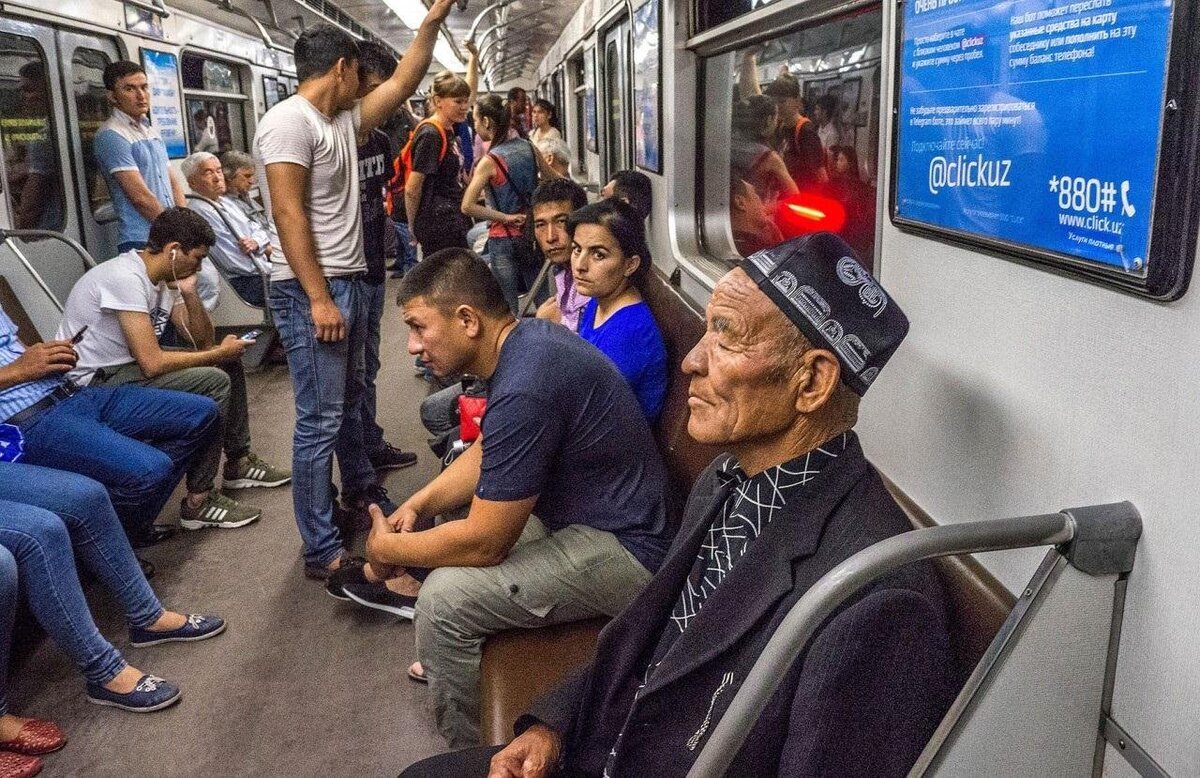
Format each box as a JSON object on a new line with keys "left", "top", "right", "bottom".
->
{"left": 345, "top": 249, "right": 673, "bottom": 748}
{"left": 93, "top": 61, "right": 186, "bottom": 253}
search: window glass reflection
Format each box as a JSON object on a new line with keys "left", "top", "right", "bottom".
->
{"left": 72, "top": 48, "right": 114, "bottom": 216}
{"left": 0, "top": 33, "right": 65, "bottom": 231}
{"left": 723, "top": 9, "right": 882, "bottom": 270}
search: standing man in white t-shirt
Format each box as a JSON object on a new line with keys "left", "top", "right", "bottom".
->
{"left": 254, "top": 0, "right": 455, "bottom": 581}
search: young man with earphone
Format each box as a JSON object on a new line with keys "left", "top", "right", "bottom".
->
{"left": 56, "top": 208, "right": 289, "bottom": 535}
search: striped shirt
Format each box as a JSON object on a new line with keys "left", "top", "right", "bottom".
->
{"left": 93, "top": 109, "right": 175, "bottom": 247}
{"left": 0, "top": 307, "right": 61, "bottom": 421}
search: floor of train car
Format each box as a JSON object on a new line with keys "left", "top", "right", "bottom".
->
{"left": 7, "top": 278, "right": 448, "bottom": 776}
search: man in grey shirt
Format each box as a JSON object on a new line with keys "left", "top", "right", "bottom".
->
{"left": 254, "top": 0, "right": 455, "bottom": 580}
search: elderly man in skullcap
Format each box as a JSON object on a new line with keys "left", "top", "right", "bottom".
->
{"left": 403, "top": 233, "right": 956, "bottom": 778}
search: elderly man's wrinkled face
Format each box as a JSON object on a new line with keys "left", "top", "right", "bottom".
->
{"left": 683, "top": 268, "right": 807, "bottom": 446}
{"left": 227, "top": 166, "right": 255, "bottom": 196}
{"left": 403, "top": 296, "right": 476, "bottom": 379}
{"left": 189, "top": 157, "right": 226, "bottom": 199}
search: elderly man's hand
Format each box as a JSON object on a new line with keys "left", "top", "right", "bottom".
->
{"left": 487, "top": 725, "right": 562, "bottom": 778}
{"left": 238, "top": 237, "right": 259, "bottom": 255}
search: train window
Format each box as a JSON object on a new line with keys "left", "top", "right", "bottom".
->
{"left": 180, "top": 53, "right": 249, "bottom": 154}
{"left": 0, "top": 33, "right": 65, "bottom": 231}
{"left": 705, "top": 9, "right": 883, "bottom": 270}
{"left": 604, "top": 38, "right": 622, "bottom": 174}
{"left": 569, "top": 53, "right": 588, "bottom": 175}
{"left": 71, "top": 48, "right": 115, "bottom": 216}
{"left": 696, "top": 0, "right": 783, "bottom": 33}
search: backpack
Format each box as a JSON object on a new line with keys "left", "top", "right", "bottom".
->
{"left": 385, "top": 119, "right": 449, "bottom": 218}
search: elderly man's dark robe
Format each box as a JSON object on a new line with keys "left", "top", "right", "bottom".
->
{"left": 520, "top": 433, "right": 956, "bottom": 777}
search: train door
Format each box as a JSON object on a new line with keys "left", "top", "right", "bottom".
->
{"left": 57, "top": 30, "right": 121, "bottom": 263}
{"left": 0, "top": 17, "right": 104, "bottom": 306}
{"left": 600, "top": 18, "right": 631, "bottom": 181}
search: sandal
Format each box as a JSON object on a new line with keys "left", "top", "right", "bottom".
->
{"left": 0, "top": 719, "right": 65, "bottom": 755}
{"left": 0, "top": 752, "right": 41, "bottom": 778}
{"left": 407, "top": 661, "right": 428, "bottom": 684}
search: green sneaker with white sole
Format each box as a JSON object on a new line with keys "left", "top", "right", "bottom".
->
{"left": 180, "top": 492, "right": 262, "bottom": 530}
{"left": 223, "top": 452, "right": 291, "bottom": 489}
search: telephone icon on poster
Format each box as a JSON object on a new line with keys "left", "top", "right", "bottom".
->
{"left": 1120, "top": 181, "right": 1136, "bottom": 218}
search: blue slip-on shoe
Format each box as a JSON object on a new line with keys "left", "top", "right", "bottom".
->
{"left": 86, "top": 674, "right": 181, "bottom": 713}
{"left": 129, "top": 614, "right": 226, "bottom": 647}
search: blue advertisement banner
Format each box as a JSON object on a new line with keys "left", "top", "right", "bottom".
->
{"left": 894, "top": 0, "right": 1174, "bottom": 276}
{"left": 140, "top": 49, "right": 188, "bottom": 159}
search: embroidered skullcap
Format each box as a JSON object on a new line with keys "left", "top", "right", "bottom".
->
{"left": 739, "top": 233, "right": 908, "bottom": 395}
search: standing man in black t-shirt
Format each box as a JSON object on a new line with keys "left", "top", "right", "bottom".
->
{"left": 356, "top": 43, "right": 419, "bottom": 472}
{"left": 764, "top": 74, "right": 828, "bottom": 190}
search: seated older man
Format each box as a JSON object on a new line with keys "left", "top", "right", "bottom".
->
{"left": 335, "top": 248, "right": 675, "bottom": 749}
{"left": 219, "top": 150, "right": 270, "bottom": 229}
{"left": 401, "top": 233, "right": 956, "bottom": 777}
{"left": 182, "top": 152, "right": 273, "bottom": 307}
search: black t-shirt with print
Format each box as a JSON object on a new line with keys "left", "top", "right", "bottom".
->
{"left": 411, "top": 122, "right": 465, "bottom": 229}
{"left": 358, "top": 128, "right": 391, "bottom": 284}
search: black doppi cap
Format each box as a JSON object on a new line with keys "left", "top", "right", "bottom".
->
{"left": 739, "top": 233, "right": 909, "bottom": 396}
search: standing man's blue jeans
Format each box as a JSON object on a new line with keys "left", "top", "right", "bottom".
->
{"left": 269, "top": 276, "right": 376, "bottom": 568}
{"left": 0, "top": 546, "right": 15, "bottom": 716}
{"left": 15, "top": 385, "right": 220, "bottom": 537}
{"left": 393, "top": 222, "right": 418, "bottom": 275}
{"left": 0, "top": 464, "right": 166, "bottom": 688}
{"left": 116, "top": 241, "right": 146, "bottom": 254}
{"left": 361, "top": 280, "right": 387, "bottom": 456}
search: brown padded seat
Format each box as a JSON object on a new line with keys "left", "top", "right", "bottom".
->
{"left": 478, "top": 270, "right": 720, "bottom": 746}
{"left": 477, "top": 271, "right": 1015, "bottom": 746}
{"left": 0, "top": 277, "right": 42, "bottom": 345}
{"left": 883, "top": 479, "right": 1016, "bottom": 677}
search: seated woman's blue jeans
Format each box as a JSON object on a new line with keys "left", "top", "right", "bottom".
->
{"left": 0, "top": 546, "right": 15, "bottom": 716}
{"left": 0, "top": 463, "right": 164, "bottom": 687}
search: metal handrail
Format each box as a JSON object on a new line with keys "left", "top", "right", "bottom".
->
{"left": 687, "top": 510, "right": 1086, "bottom": 777}
{"left": 124, "top": 0, "right": 171, "bottom": 18}
{"left": 467, "top": 0, "right": 517, "bottom": 42}
{"left": 0, "top": 228, "right": 97, "bottom": 271}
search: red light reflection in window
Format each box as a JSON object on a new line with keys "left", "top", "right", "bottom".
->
{"left": 776, "top": 192, "right": 847, "bottom": 238}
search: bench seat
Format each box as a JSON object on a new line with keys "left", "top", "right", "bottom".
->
{"left": 476, "top": 270, "right": 1015, "bottom": 747}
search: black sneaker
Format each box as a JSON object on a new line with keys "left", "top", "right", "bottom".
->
{"left": 368, "top": 443, "right": 418, "bottom": 472}
{"left": 342, "top": 484, "right": 398, "bottom": 519}
{"left": 343, "top": 581, "right": 417, "bottom": 619}
{"left": 325, "top": 558, "right": 368, "bottom": 601}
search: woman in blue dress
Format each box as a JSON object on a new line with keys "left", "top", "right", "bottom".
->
{"left": 568, "top": 198, "right": 668, "bottom": 421}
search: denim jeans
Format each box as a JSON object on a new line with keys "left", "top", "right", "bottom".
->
{"left": 361, "top": 280, "right": 387, "bottom": 455}
{"left": 16, "top": 386, "right": 220, "bottom": 537}
{"left": 487, "top": 236, "right": 541, "bottom": 314}
{"left": 0, "top": 463, "right": 166, "bottom": 687}
{"left": 0, "top": 546, "right": 14, "bottom": 716}
{"left": 229, "top": 274, "right": 266, "bottom": 307}
{"left": 393, "top": 222, "right": 418, "bottom": 275}
{"left": 92, "top": 362, "right": 248, "bottom": 495}
{"left": 269, "top": 276, "right": 375, "bottom": 567}
{"left": 116, "top": 241, "right": 146, "bottom": 254}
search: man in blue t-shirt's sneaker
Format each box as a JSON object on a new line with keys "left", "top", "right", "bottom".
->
{"left": 336, "top": 248, "right": 674, "bottom": 748}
